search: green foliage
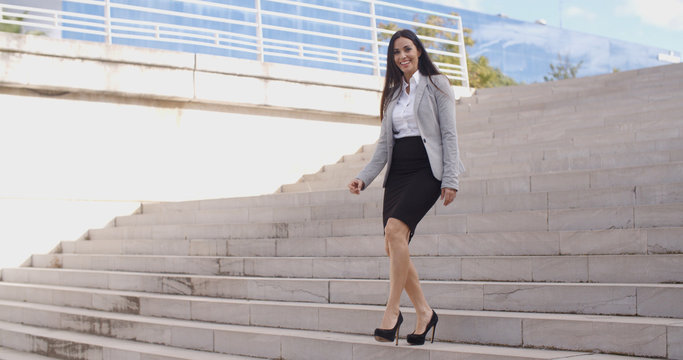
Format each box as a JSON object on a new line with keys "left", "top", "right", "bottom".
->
{"left": 544, "top": 54, "right": 583, "bottom": 81}
{"left": 0, "top": 15, "right": 23, "bottom": 34}
{"left": 377, "top": 22, "right": 399, "bottom": 41}
{"left": 468, "top": 56, "right": 518, "bottom": 88}
{"left": 378, "top": 14, "right": 517, "bottom": 88}
{"left": 1, "top": 13, "right": 46, "bottom": 35}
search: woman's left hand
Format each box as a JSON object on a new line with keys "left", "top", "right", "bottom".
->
{"left": 440, "top": 188, "right": 457, "bottom": 207}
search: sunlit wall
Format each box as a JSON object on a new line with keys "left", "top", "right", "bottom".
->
{"left": 0, "top": 93, "right": 379, "bottom": 269}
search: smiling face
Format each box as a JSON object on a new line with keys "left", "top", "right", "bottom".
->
{"left": 393, "top": 36, "right": 421, "bottom": 81}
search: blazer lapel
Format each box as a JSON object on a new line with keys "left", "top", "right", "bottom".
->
{"left": 384, "top": 98, "right": 398, "bottom": 143}
{"left": 412, "top": 76, "right": 428, "bottom": 121}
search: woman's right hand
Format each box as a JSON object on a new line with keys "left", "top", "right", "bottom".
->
{"left": 348, "top": 178, "right": 364, "bottom": 194}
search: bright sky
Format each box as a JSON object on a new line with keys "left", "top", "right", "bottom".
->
{"left": 428, "top": 0, "right": 683, "bottom": 56}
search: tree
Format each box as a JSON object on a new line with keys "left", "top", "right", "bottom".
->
{"left": 544, "top": 54, "right": 583, "bottom": 81}
{"left": 1, "top": 13, "right": 46, "bottom": 35}
{"left": 468, "top": 56, "right": 518, "bottom": 88}
{"left": 378, "top": 14, "right": 517, "bottom": 88}
{"left": 0, "top": 15, "right": 23, "bottom": 34}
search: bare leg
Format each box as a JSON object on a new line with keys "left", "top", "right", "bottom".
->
{"left": 379, "top": 218, "right": 411, "bottom": 329}
{"left": 403, "top": 258, "right": 433, "bottom": 333}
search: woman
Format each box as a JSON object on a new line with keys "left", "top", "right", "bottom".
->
{"left": 347, "top": 29, "right": 465, "bottom": 346}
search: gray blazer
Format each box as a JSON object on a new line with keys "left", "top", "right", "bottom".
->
{"left": 356, "top": 74, "right": 465, "bottom": 190}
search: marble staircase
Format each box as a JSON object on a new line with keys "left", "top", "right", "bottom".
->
{"left": 0, "top": 63, "right": 681, "bottom": 359}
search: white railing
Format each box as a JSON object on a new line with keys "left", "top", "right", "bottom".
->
{"left": 0, "top": 0, "right": 469, "bottom": 88}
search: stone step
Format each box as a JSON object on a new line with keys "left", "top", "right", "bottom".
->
{"left": 119, "top": 183, "right": 683, "bottom": 227}
{"left": 322, "top": 150, "right": 683, "bottom": 183}
{"left": 60, "top": 227, "right": 683, "bottom": 257}
{"left": 142, "top": 186, "right": 386, "bottom": 214}
{"left": 88, "top": 221, "right": 289, "bottom": 240}
{"left": 0, "top": 298, "right": 678, "bottom": 358}
{"left": 467, "top": 84, "right": 683, "bottom": 120}
{"left": 336, "top": 118, "right": 682, "bottom": 158}
{"left": 459, "top": 106, "right": 683, "bottom": 145}
{"left": 467, "top": 101, "right": 683, "bottom": 133}
{"left": 276, "top": 177, "right": 367, "bottom": 192}
{"left": 465, "top": 144, "right": 683, "bottom": 181}
{"left": 318, "top": 147, "right": 681, "bottom": 180}
{"left": 279, "top": 161, "right": 683, "bottom": 193}
{"left": 458, "top": 83, "right": 607, "bottom": 106}
{"left": 0, "top": 320, "right": 260, "bottom": 360}
{"left": 0, "top": 312, "right": 627, "bottom": 360}
{"left": 568, "top": 113, "right": 682, "bottom": 138}
{"left": 464, "top": 138, "right": 683, "bottom": 167}
{"left": 458, "top": 122, "right": 679, "bottom": 155}
{"left": 29, "top": 253, "right": 683, "bottom": 284}
{"left": 456, "top": 100, "right": 683, "bottom": 129}
{"left": 92, "top": 202, "right": 683, "bottom": 240}
{"left": 339, "top": 150, "right": 373, "bottom": 164}
{"left": 467, "top": 152, "right": 681, "bottom": 178}
{"left": 159, "top": 177, "right": 683, "bottom": 218}
{"left": 288, "top": 113, "right": 683, "bottom": 191}
{"left": 121, "top": 200, "right": 376, "bottom": 226}
{"left": 2, "top": 267, "right": 681, "bottom": 317}
{"left": 458, "top": 92, "right": 683, "bottom": 127}
{"left": 457, "top": 106, "right": 683, "bottom": 145}
{"left": 464, "top": 118, "right": 681, "bottom": 159}
{"left": 0, "top": 280, "right": 678, "bottom": 344}
{"left": 0, "top": 281, "right": 680, "bottom": 350}
{"left": 461, "top": 114, "right": 683, "bottom": 154}
{"left": 342, "top": 136, "right": 682, "bottom": 168}
{"left": 292, "top": 149, "right": 683, "bottom": 192}
{"left": 513, "top": 99, "right": 683, "bottom": 125}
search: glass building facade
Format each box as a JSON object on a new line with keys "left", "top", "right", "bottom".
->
{"left": 435, "top": 4, "right": 675, "bottom": 84}
{"left": 59, "top": 0, "right": 677, "bottom": 85}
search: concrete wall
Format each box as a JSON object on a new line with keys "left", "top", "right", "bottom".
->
{"left": 0, "top": 32, "right": 383, "bottom": 268}
{"left": 0, "top": 32, "right": 383, "bottom": 124}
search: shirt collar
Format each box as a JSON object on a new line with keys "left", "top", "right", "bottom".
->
{"left": 402, "top": 71, "right": 421, "bottom": 91}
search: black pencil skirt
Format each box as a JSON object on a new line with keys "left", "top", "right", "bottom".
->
{"left": 383, "top": 136, "right": 442, "bottom": 242}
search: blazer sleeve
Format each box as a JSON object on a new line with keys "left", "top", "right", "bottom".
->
{"left": 355, "top": 115, "right": 391, "bottom": 190}
{"left": 433, "top": 75, "right": 466, "bottom": 190}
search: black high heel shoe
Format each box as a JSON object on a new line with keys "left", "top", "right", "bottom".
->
{"left": 406, "top": 310, "right": 438, "bottom": 345}
{"left": 374, "top": 312, "right": 403, "bottom": 345}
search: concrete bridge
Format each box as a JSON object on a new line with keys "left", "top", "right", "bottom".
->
{"left": 0, "top": 32, "right": 384, "bottom": 124}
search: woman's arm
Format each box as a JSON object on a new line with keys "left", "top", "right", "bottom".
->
{"left": 354, "top": 115, "right": 391, "bottom": 191}
{"left": 433, "top": 75, "right": 465, "bottom": 191}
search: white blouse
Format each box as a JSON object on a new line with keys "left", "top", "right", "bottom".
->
{"left": 392, "top": 71, "right": 421, "bottom": 139}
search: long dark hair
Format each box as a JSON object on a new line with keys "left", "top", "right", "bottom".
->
{"left": 380, "top": 29, "right": 442, "bottom": 121}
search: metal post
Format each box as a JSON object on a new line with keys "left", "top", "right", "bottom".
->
{"left": 104, "top": 0, "right": 112, "bottom": 44}
{"left": 255, "top": 0, "right": 264, "bottom": 62}
{"left": 369, "top": 0, "right": 380, "bottom": 76}
{"left": 458, "top": 17, "right": 469, "bottom": 89}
